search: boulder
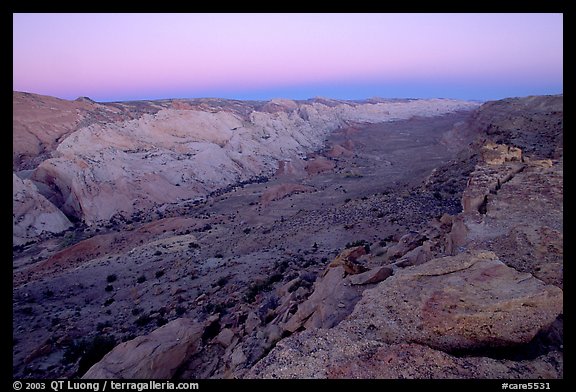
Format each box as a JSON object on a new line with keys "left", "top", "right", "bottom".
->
{"left": 385, "top": 232, "right": 426, "bottom": 260}
{"left": 325, "top": 246, "right": 367, "bottom": 275}
{"left": 247, "top": 250, "right": 563, "bottom": 379}
{"left": 349, "top": 266, "right": 393, "bottom": 285}
{"left": 350, "top": 251, "right": 563, "bottom": 351}
{"left": 394, "top": 241, "right": 432, "bottom": 267}
{"left": 283, "top": 266, "right": 362, "bottom": 332}
{"left": 82, "top": 318, "right": 204, "bottom": 379}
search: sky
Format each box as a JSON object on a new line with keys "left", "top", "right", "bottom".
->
{"left": 13, "top": 13, "right": 563, "bottom": 102}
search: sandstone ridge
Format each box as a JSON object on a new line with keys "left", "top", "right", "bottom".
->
{"left": 14, "top": 93, "right": 478, "bottom": 237}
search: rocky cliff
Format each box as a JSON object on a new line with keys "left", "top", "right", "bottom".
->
{"left": 77, "top": 95, "right": 563, "bottom": 380}
{"left": 13, "top": 173, "right": 72, "bottom": 246}
{"left": 13, "top": 93, "right": 478, "bottom": 242}
{"left": 247, "top": 95, "right": 563, "bottom": 378}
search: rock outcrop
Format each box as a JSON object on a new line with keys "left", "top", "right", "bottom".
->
{"left": 247, "top": 331, "right": 562, "bottom": 379}
{"left": 246, "top": 95, "right": 563, "bottom": 379}
{"left": 15, "top": 92, "right": 478, "bottom": 225}
{"left": 248, "top": 251, "right": 563, "bottom": 378}
{"left": 13, "top": 173, "right": 72, "bottom": 246}
{"left": 82, "top": 318, "right": 204, "bottom": 379}
{"left": 14, "top": 93, "right": 561, "bottom": 380}
{"left": 260, "top": 184, "right": 315, "bottom": 206}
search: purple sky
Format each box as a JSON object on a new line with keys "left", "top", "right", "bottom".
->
{"left": 13, "top": 13, "right": 563, "bottom": 102}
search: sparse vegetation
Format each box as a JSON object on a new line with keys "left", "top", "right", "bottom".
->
{"left": 175, "top": 305, "right": 187, "bottom": 316}
{"left": 96, "top": 321, "right": 112, "bottom": 332}
{"left": 197, "top": 224, "right": 212, "bottom": 232}
{"left": 156, "top": 317, "right": 168, "bottom": 327}
{"left": 345, "top": 240, "right": 371, "bottom": 253}
{"left": 217, "top": 276, "right": 229, "bottom": 287}
{"left": 43, "top": 289, "right": 54, "bottom": 298}
{"left": 134, "top": 314, "right": 152, "bottom": 327}
{"left": 244, "top": 271, "right": 284, "bottom": 302}
{"left": 103, "top": 298, "right": 115, "bottom": 306}
{"left": 63, "top": 335, "right": 117, "bottom": 376}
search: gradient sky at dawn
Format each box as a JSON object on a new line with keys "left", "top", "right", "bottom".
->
{"left": 13, "top": 13, "right": 563, "bottom": 102}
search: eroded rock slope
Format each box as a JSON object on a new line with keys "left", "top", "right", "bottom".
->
{"left": 14, "top": 93, "right": 561, "bottom": 380}
{"left": 247, "top": 95, "right": 563, "bottom": 379}
{"left": 14, "top": 93, "right": 478, "bottom": 233}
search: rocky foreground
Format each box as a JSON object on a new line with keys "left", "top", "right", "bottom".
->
{"left": 13, "top": 93, "right": 562, "bottom": 379}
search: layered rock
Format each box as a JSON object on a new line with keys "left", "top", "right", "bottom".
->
{"left": 16, "top": 93, "right": 478, "bottom": 224}
{"left": 349, "top": 251, "right": 562, "bottom": 350}
{"left": 13, "top": 173, "right": 72, "bottom": 246}
{"left": 246, "top": 95, "right": 563, "bottom": 379}
{"left": 248, "top": 251, "right": 563, "bottom": 378}
{"left": 13, "top": 92, "right": 98, "bottom": 171}
{"left": 460, "top": 156, "right": 563, "bottom": 286}
{"left": 247, "top": 331, "right": 562, "bottom": 379}
{"left": 260, "top": 184, "right": 315, "bottom": 206}
{"left": 82, "top": 318, "right": 204, "bottom": 379}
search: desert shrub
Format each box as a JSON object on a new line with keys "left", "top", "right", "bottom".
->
{"left": 217, "top": 276, "right": 229, "bottom": 287}
{"left": 244, "top": 272, "right": 284, "bottom": 302}
{"left": 134, "top": 314, "right": 152, "bottom": 327}
{"left": 21, "top": 306, "right": 34, "bottom": 316}
{"left": 63, "top": 335, "right": 117, "bottom": 376}
{"left": 156, "top": 317, "right": 168, "bottom": 327}
{"left": 96, "top": 321, "right": 112, "bottom": 332}
{"left": 106, "top": 274, "right": 117, "bottom": 283}
{"left": 155, "top": 270, "right": 165, "bottom": 278}
{"left": 136, "top": 275, "right": 146, "bottom": 284}
{"left": 105, "top": 285, "right": 114, "bottom": 292}
{"left": 345, "top": 240, "right": 370, "bottom": 253}
{"left": 175, "top": 305, "right": 186, "bottom": 316}
{"left": 43, "top": 289, "right": 54, "bottom": 298}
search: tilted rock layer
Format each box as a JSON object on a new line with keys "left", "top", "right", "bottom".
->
{"left": 14, "top": 93, "right": 478, "bottom": 226}
{"left": 13, "top": 173, "right": 72, "bottom": 245}
{"left": 248, "top": 251, "right": 563, "bottom": 378}
{"left": 246, "top": 95, "right": 563, "bottom": 379}
{"left": 82, "top": 318, "right": 204, "bottom": 379}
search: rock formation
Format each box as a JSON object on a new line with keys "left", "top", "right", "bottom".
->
{"left": 13, "top": 93, "right": 562, "bottom": 380}
{"left": 13, "top": 173, "right": 72, "bottom": 246}
{"left": 246, "top": 95, "right": 563, "bottom": 379}
{"left": 82, "top": 318, "right": 204, "bottom": 379}
{"left": 14, "top": 93, "right": 478, "bottom": 226}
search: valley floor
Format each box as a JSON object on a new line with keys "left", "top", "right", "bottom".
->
{"left": 13, "top": 112, "right": 471, "bottom": 378}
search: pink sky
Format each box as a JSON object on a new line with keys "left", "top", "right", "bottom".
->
{"left": 13, "top": 13, "right": 563, "bottom": 101}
